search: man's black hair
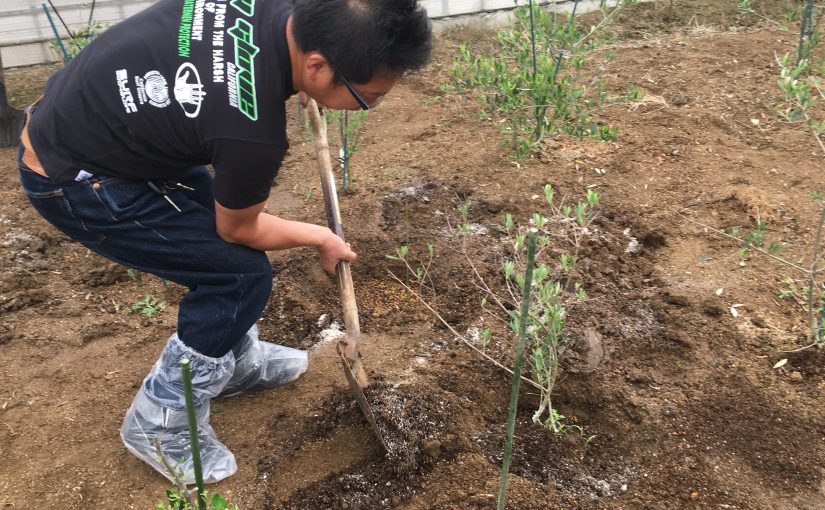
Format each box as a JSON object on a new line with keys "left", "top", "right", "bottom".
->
{"left": 292, "top": 0, "right": 432, "bottom": 83}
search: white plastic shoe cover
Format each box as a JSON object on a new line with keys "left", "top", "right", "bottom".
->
{"left": 120, "top": 334, "right": 237, "bottom": 484}
{"left": 220, "top": 324, "right": 308, "bottom": 397}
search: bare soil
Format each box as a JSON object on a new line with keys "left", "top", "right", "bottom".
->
{"left": 1, "top": 1, "right": 824, "bottom": 509}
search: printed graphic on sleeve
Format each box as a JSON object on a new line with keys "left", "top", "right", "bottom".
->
{"left": 174, "top": 63, "right": 206, "bottom": 118}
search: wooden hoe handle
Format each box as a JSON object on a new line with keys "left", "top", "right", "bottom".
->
{"left": 306, "top": 99, "right": 369, "bottom": 386}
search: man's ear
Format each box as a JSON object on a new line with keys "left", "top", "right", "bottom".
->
{"left": 303, "top": 52, "right": 333, "bottom": 87}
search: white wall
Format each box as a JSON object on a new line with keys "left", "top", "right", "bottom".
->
{"left": 0, "top": 0, "right": 156, "bottom": 67}
{"left": 0, "top": 0, "right": 628, "bottom": 67}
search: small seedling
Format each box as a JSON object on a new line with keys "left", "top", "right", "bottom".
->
{"left": 626, "top": 83, "right": 645, "bottom": 101}
{"left": 326, "top": 110, "right": 368, "bottom": 192}
{"left": 765, "top": 25, "right": 825, "bottom": 346}
{"left": 503, "top": 212, "right": 515, "bottom": 233}
{"left": 730, "top": 221, "right": 781, "bottom": 258}
{"left": 457, "top": 201, "right": 472, "bottom": 235}
{"left": 779, "top": 277, "right": 801, "bottom": 300}
{"left": 386, "top": 243, "right": 434, "bottom": 289}
{"left": 130, "top": 293, "right": 166, "bottom": 318}
{"left": 479, "top": 327, "right": 492, "bottom": 348}
{"left": 544, "top": 408, "right": 596, "bottom": 444}
{"left": 157, "top": 489, "right": 238, "bottom": 510}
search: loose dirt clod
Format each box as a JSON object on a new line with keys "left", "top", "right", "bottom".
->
{"left": 278, "top": 376, "right": 457, "bottom": 509}
{"left": 363, "top": 378, "right": 434, "bottom": 476}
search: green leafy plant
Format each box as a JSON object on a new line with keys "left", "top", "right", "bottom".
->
{"left": 388, "top": 186, "right": 600, "bottom": 433}
{"left": 496, "top": 186, "right": 598, "bottom": 431}
{"left": 747, "top": 220, "right": 780, "bottom": 255}
{"left": 478, "top": 326, "right": 493, "bottom": 348}
{"left": 386, "top": 242, "right": 434, "bottom": 289}
{"left": 545, "top": 408, "right": 596, "bottom": 444}
{"left": 626, "top": 83, "right": 646, "bottom": 102}
{"left": 728, "top": 220, "right": 781, "bottom": 259}
{"left": 446, "top": 1, "right": 638, "bottom": 158}
{"left": 157, "top": 489, "right": 237, "bottom": 510}
{"left": 130, "top": 293, "right": 166, "bottom": 318}
{"left": 445, "top": 186, "right": 598, "bottom": 432}
{"left": 787, "top": 7, "right": 800, "bottom": 23}
{"left": 779, "top": 277, "right": 799, "bottom": 300}
{"left": 326, "top": 110, "right": 368, "bottom": 192}
{"left": 457, "top": 200, "right": 472, "bottom": 235}
{"left": 50, "top": 22, "right": 104, "bottom": 61}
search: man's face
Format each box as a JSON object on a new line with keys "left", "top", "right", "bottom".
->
{"left": 305, "top": 61, "right": 401, "bottom": 111}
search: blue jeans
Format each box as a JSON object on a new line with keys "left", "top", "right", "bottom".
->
{"left": 17, "top": 147, "right": 272, "bottom": 357}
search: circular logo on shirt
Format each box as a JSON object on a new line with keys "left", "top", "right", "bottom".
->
{"left": 143, "top": 71, "right": 170, "bottom": 108}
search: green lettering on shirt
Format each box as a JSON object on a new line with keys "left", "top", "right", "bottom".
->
{"left": 178, "top": 0, "right": 195, "bottom": 57}
{"left": 227, "top": 18, "right": 259, "bottom": 121}
{"left": 229, "top": 0, "right": 254, "bottom": 17}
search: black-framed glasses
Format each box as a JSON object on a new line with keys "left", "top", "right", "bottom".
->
{"left": 338, "top": 73, "right": 384, "bottom": 111}
{"left": 339, "top": 73, "right": 371, "bottom": 110}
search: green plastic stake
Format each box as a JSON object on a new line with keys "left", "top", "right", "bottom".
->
{"left": 181, "top": 358, "right": 207, "bottom": 510}
{"left": 551, "top": 0, "right": 581, "bottom": 83}
{"left": 527, "top": 0, "right": 537, "bottom": 76}
{"left": 42, "top": 3, "right": 70, "bottom": 64}
{"left": 497, "top": 230, "right": 538, "bottom": 510}
{"left": 797, "top": 0, "right": 815, "bottom": 65}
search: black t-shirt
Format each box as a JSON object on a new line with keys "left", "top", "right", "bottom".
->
{"left": 28, "top": 0, "right": 296, "bottom": 209}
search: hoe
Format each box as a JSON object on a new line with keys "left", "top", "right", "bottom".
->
{"left": 306, "top": 99, "right": 388, "bottom": 451}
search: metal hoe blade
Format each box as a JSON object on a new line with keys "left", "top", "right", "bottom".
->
{"left": 306, "top": 99, "right": 388, "bottom": 452}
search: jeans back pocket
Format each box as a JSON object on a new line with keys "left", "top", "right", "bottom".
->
{"left": 19, "top": 169, "right": 106, "bottom": 245}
